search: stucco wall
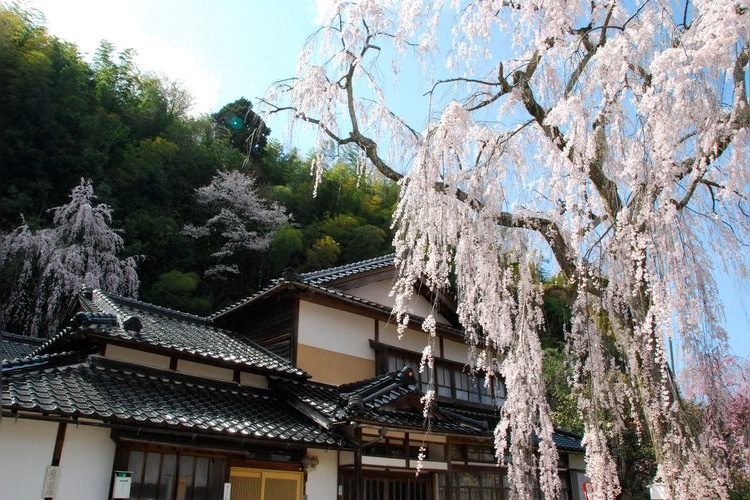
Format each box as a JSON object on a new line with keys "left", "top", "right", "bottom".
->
{"left": 379, "top": 321, "right": 470, "bottom": 364}
{"left": 440, "top": 337, "right": 471, "bottom": 364}
{"left": 0, "top": 418, "right": 116, "bottom": 500}
{"left": 346, "top": 280, "right": 451, "bottom": 324}
{"left": 104, "top": 344, "right": 170, "bottom": 370}
{"left": 176, "top": 359, "right": 233, "bottom": 382}
{"left": 378, "top": 321, "right": 430, "bottom": 354}
{"left": 297, "top": 344, "right": 375, "bottom": 385}
{"left": 297, "top": 301, "right": 374, "bottom": 358}
{"left": 303, "top": 448, "right": 338, "bottom": 500}
{"left": 0, "top": 417, "right": 58, "bottom": 500}
{"left": 56, "top": 424, "right": 116, "bottom": 500}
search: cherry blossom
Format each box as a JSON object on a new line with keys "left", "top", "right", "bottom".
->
{"left": 264, "top": 0, "right": 749, "bottom": 497}
{"left": 2, "top": 179, "right": 139, "bottom": 337}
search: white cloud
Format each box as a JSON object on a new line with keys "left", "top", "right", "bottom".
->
{"left": 28, "top": 0, "right": 219, "bottom": 115}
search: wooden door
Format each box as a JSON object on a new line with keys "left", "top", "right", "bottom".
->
{"left": 229, "top": 468, "right": 303, "bottom": 500}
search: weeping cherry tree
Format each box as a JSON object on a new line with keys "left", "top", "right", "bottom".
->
{"left": 262, "top": 0, "right": 750, "bottom": 498}
{"left": 2, "top": 179, "right": 139, "bottom": 337}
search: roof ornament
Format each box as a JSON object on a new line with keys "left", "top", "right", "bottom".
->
{"left": 70, "top": 312, "right": 118, "bottom": 328}
{"left": 394, "top": 366, "right": 416, "bottom": 385}
{"left": 79, "top": 285, "right": 93, "bottom": 300}
{"left": 281, "top": 267, "right": 300, "bottom": 282}
{"left": 122, "top": 316, "right": 143, "bottom": 333}
{"left": 346, "top": 394, "right": 364, "bottom": 417}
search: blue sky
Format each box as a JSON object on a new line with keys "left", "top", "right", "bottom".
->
{"left": 24, "top": 0, "right": 749, "bottom": 361}
{"left": 27, "top": 0, "right": 327, "bottom": 150}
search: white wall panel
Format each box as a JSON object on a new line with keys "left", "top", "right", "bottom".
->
{"left": 0, "top": 418, "right": 57, "bottom": 500}
{"left": 347, "top": 280, "right": 450, "bottom": 324}
{"left": 56, "top": 424, "right": 116, "bottom": 500}
{"left": 298, "top": 301, "right": 374, "bottom": 359}
{"left": 378, "top": 321, "right": 430, "bottom": 354}
{"left": 303, "top": 448, "right": 338, "bottom": 500}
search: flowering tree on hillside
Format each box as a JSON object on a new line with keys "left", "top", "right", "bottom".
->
{"left": 2, "top": 179, "right": 139, "bottom": 337}
{"left": 183, "top": 170, "right": 289, "bottom": 279}
{"left": 263, "top": 1, "right": 749, "bottom": 498}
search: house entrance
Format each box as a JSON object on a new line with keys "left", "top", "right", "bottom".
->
{"left": 229, "top": 468, "right": 303, "bottom": 500}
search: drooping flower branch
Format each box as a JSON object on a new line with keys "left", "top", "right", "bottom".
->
{"left": 263, "top": 1, "right": 750, "bottom": 497}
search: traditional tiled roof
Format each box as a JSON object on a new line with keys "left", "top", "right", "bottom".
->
{"left": 274, "top": 368, "right": 584, "bottom": 451}
{"left": 35, "top": 288, "right": 306, "bottom": 379}
{"left": 209, "top": 275, "right": 464, "bottom": 338}
{"left": 273, "top": 368, "right": 488, "bottom": 435}
{"left": 1, "top": 332, "right": 44, "bottom": 360}
{"left": 1, "top": 351, "right": 83, "bottom": 372}
{"left": 2, "top": 354, "right": 340, "bottom": 447}
{"left": 210, "top": 254, "right": 395, "bottom": 319}
{"left": 549, "top": 430, "right": 585, "bottom": 452}
{"left": 297, "top": 253, "right": 395, "bottom": 285}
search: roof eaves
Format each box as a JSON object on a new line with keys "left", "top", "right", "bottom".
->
{"left": 3, "top": 355, "right": 338, "bottom": 447}
{"left": 1, "top": 350, "right": 85, "bottom": 374}
{"left": 209, "top": 281, "right": 293, "bottom": 320}
{"left": 297, "top": 254, "right": 395, "bottom": 285}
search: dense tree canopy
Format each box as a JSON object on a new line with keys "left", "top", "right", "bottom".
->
{"left": 0, "top": 5, "right": 400, "bottom": 318}
{"left": 265, "top": 0, "right": 749, "bottom": 498}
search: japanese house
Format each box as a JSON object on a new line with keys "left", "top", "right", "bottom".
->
{"left": 1, "top": 255, "right": 586, "bottom": 500}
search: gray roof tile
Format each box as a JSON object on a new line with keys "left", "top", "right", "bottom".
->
{"left": 36, "top": 289, "right": 306, "bottom": 379}
{"left": 2, "top": 332, "right": 44, "bottom": 361}
{"left": 274, "top": 369, "right": 584, "bottom": 451}
{"left": 2, "top": 355, "right": 339, "bottom": 446}
{"left": 297, "top": 254, "right": 395, "bottom": 285}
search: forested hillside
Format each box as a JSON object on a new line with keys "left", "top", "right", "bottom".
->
{"left": 0, "top": 5, "right": 398, "bottom": 319}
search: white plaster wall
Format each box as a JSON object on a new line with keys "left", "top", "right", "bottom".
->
{"left": 303, "top": 448, "right": 338, "bottom": 500}
{"left": 56, "top": 424, "right": 116, "bottom": 500}
{"left": 379, "top": 322, "right": 470, "bottom": 364}
{"left": 297, "top": 301, "right": 374, "bottom": 358}
{"left": 347, "top": 280, "right": 450, "bottom": 324}
{"left": 346, "top": 280, "right": 396, "bottom": 308}
{"left": 441, "top": 337, "right": 471, "bottom": 364}
{"left": 176, "top": 359, "right": 233, "bottom": 382}
{"left": 568, "top": 452, "right": 586, "bottom": 470}
{"left": 105, "top": 344, "right": 170, "bottom": 370}
{"left": 0, "top": 417, "right": 58, "bottom": 500}
{"left": 240, "top": 371, "right": 269, "bottom": 389}
{"left": 378, "top": 321, "right": 430, "bottom": 354}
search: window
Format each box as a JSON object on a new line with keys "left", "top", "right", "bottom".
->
{"left": 377, "top": 346, "right": 506, "bottom": 407}
{"left": 366, "top": 435, "right": 423, "bottom": 460}
{"left": 341, "top": 472, "right": 431, "bottom": 500}
{"left": 437, "top": 471, "right": 571, "bottom": 500}
{"left": 437, "top": 471, "right": 505, "bottom": 500}
{"left": 125, "top": 450, "right": 226, "bottom": 500}
{"left": 450, "top": 443, "right": 497, "bottom": 464}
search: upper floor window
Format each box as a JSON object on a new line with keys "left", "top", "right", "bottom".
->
{"left": 377, "top": 344, "right": 506, "bottom": 407}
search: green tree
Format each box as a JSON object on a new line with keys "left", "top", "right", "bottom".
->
{"left": 212, "top": 97, "right": 270, "bottom": 159}
{"left": 145, "top": 270, "right": 211, "bottom": 315}
{"left": 0, "top": 5, "right": 98, "bottom": 225}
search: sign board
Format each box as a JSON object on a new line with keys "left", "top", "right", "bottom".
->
{"left": 223, "top": 482, "right": 232, "bottom": 500}
{"left": 42, "top": 465, "right": 61, "bottom": 498}
{"left": 112, "top": 470, "right": 132, "bottom": 499}
{"left": 582, "top": 481, "right": 593, "bottom": 500}
{"left": 649, "top": 483, "right": 669, "bottom": 499}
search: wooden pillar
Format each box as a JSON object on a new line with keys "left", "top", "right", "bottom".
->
{"left": 43, "top": 422, "right": 67, "bottom": 500}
